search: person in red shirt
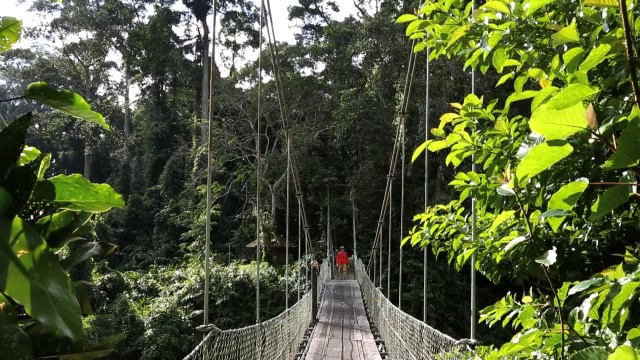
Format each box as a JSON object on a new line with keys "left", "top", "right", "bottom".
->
{"left": 336, "top": 246, "right": 349, "bottom": 280}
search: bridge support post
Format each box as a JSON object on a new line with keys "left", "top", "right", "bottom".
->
{"left": 311, "top": 260, "right": 318, "bottom": 323}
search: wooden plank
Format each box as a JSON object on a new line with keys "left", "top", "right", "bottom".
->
{"left": 305, "top": 274, "right": 382, "bottom": 360}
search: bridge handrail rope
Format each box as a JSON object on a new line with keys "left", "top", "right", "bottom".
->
{"left": 183, "top": 291, "right": 313, "bottom": 360}
{"left": 184, "top": 258, "right": 331, "bottom": 360}
{"left": 355, "top": 259, "right": 467, "bottom": 360}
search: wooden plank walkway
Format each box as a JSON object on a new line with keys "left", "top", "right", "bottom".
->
{"left": 305, "top": 274, "right": 382, "bottom": 360}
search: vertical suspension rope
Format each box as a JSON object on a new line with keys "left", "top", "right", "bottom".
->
{"left": 470, "top": 0, "right": 478, "bottom": 340}
{"left": 398, "top": 44, "right": 417, "bottom": 310}
{"left": 256, "top": 0, "right": 263, "bottom": 333}
{"left": 352, "top": 195, "right": 357, "bottom": 261}
{"left": 387, "top": 177, "right": 392, "bottom": 298}
{"left": 326, "top": 187, "right": 330, "bottom": 262}
{"left": 423, "top": 47, "right": 430, "bottom": 323}
{"left": 399, "top": 117, "right": 405, "bottom": 310}
{"left": 297, "top": 191, "right": 301, "bottom": 301}
{"left": 379, "top": 220, "right": 382, "bottom": 288}
{"left": 285, "top": 136, "right": 290, "bottom": 309}
{"left": 203, "top": 0, "right": 217, "bottom": 330}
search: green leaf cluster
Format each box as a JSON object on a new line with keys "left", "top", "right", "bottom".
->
{"left": 0, "top": 15, "right": 122, "bottom": 359}
{"left": 402, "top": 0, "right": 640, "bottom": 357}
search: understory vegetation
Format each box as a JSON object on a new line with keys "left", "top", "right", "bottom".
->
{"left": 2, "top": 0, "right": 639, "bottom": 359}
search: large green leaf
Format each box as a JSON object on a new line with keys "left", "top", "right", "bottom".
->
{"left": 19, "top": 146, "right": 51, "bottom": 180}
{"left": 1, "top": 155, "right": 40, "bottom": 219}
{"left": 0, "top": 113, "right": 31, "bottom": 183}
{"left": 32, "top": 174, "right": 124, "bottom": 212}
{"left": 0, "top": 217, "right": 82, "bottom": 339}
{"left": 531, "top": 86, "right": 559, "bottom": 112}
{"left": 603, "top": 281, "right": 639, "bottom": 331}
{"left": 547, "top": 178, "right": 589, "bottom": 231}
{"left": 568, "top": 278, "right": 607, "bottom": 296}
{"left": 35, "top": 210, "right": 93, "bottom": 249}
{"left": 492, "top": 47, "right": 508, "bottom": 73}
{"left": 396, "top": 14, "right": 418, "bottom": 23}
{"left": 482, "top": 1, "right": 511, "bottom": 13}
{"left": 583, "top": 0, "right": 619, "bottom": 7}
{"left": 603, "top": 107, "right": 640, "bottom": 171}
{"left": 579, "top": 44, "right": 612, "bottom": 72}
{"left": 446, "top": 24, "right": 470, "bottom": 49}
{"left": 527, "top": 0, "right": 554, "bottom": 15}
{"left": 589, "top": 181, "right": 633, "bottom": 222}
{"left": 17, "top": 146, "right": 41, "bottom": 166}
{"left": 24, "top": 83, "right": 108, "bottom": 129}
{"left": 530, "top": 102, "right": 587, "bottom": 139}
{"left": 545, "top": 84, "right": 598, "bottom": 110}
{"left": 609, "top": 345, "right": 640, "bottom": 360}
{"left": 412, "top": 141, "right": 428, "bottom": 163}
{"left": 0, "top": 17, "right": 22, "bottom": 52}
{"left": 516, "top": 140, "right": 573, "bottom": 183}
{"left": 505, "top": 90, "right": 538, "bottom": 112}
{"left": 551, "top": 21, "right": 580, "bottom": 47}
{"left": 490, "top": 210, "right": 516, "bottom": 233}
{"left": 571, "top": 346, "right": 608, "bottom": 360}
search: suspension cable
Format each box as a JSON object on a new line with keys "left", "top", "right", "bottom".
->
{"left": 387, "top": 177, "right": 392, "bottom": 298}
{"left": 286, "top": 135, "right": 290, "bottom": 309}
{"left": 378, "top": 221, "right": 382, "bottom": 288}
{"left": 263, "top": 0, "right": 315, "bottom": 258}
{"left": 203, "top": 0, "right": 217, "bottom": 330}
{"left": 352, "top": 192, "right": 357, "bottom": 261}
{"left": 368, "top": 41, "right": 418, "bottom": 272}
{"left": 399, "top": 115, "right": 405, "bottom": 310}
{"left": 256, "top": 0, "right": 264, "bottom": 331}
{"left": 423, "top": 47, "right": 430, "bottom": 323}
{"left": 297, "top": 190, "right": 302, "bottom": 301}
{"left": 398, "top": 40, "right": 417, "bottom": 309}
{"left": 470, "top": 13, "right": 477, "bottom": 339}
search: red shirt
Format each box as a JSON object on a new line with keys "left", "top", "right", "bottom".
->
{"left": 336, "top": 251, "right": 349, "bottom": 265}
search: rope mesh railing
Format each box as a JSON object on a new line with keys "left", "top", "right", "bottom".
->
{"left": 184, "top": 259, "right": 331, "bottom": 360}
{"left": 184, "top": 290, "right": 311, "bottom": 360}
{"left": 355, "top": 259, "right": 465, "bottom": 360}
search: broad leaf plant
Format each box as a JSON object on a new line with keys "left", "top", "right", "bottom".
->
{"left": 401, "top": 0, "right": 640, "bottom": 358}
{"left": 0, "top": 15, "right": 123, "bottom": 359}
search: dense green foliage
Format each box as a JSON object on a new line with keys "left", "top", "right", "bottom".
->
{"left": 0, "top": 14, "right": 124, "bottom": 359}
{"left": 403, "top": 0, "right": 640, "bottom": 357}
{"left": 0, "top": 0, "right": 554, "bottom": 358}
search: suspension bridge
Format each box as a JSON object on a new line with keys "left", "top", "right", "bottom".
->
{"left": 187, "top": 0, "right": 481, "bottom": 358}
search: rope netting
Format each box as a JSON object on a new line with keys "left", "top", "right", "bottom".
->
{"left": 184, "top": 260, "right": 331, "bottom": 360}
{"left": 184, "top": 292, "right": 311, "bottom": 360}
{"left": 355, "top": 259, "right": 466, "bottom": 360}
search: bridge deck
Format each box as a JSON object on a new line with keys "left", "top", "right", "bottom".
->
{"left": 305, "top": 275, "right": 381, "bottom": 360}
